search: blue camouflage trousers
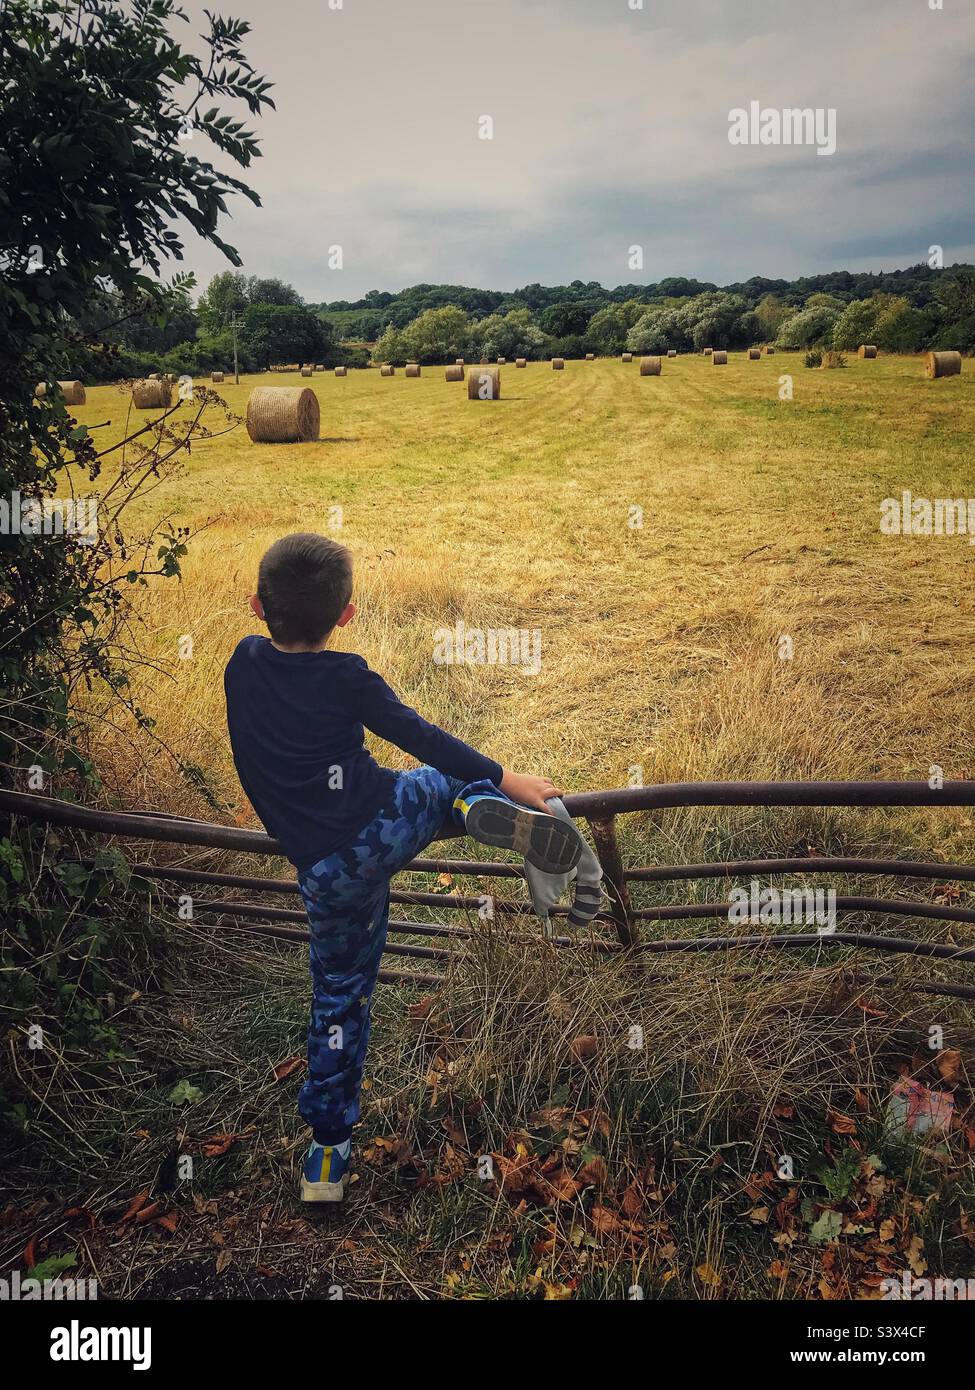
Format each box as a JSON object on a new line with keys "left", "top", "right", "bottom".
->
{"left": 296, "top": 765, "right": 498, "bottom": 1144}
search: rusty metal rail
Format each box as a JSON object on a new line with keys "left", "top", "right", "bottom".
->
{"left": 2, "top": 782, "right": 975, "bottom": 1000}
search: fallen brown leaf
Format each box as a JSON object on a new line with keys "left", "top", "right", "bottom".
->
{"left": 201, "top": 1133, "right": 240, "bottom": 1157}
{"left": 828, "top": 1109, "right": 857, "bottom": 1135}
{"left": 936, "top": 1049, "right": 962, "bottom": 1083}
{"left": 272, "top": 1055, "right": 306, "bottom": 1082}
{"left": 119, "top": 1190, "right": 152, "bottom": 1225}
{"left": 576, "top": 1155, "right": 609, "bottom": 1188}
{"left": 568, "top": 1035, "right": 598, "bottom": 1064}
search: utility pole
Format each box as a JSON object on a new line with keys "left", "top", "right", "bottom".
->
{"left": 229, "top": 313, "right": 243, "bottom": 385}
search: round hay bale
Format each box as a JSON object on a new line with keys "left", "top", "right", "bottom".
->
{"left": 35, "top": 380, "right": 86, "bottom": 404}
{"left": 455, "top": 358, "right": 465, "bottom": 365}
{"left": 765, "top": 347, "right": 775, "bottom": 356}
{"left": 639, "top": 356, "right": 661, "bottom": 376}
{"left": 748, "top": 348, "right": 761, "bottom": 360}
{"left": 515, "top": 358, "right": 527, "bottom": 368}
{"left": 467, "top": 367, "right": 500, "bottom": 400}
{"left": 246, "top": 387, "right": 320, "bottom": 443}
{"left": 552, "top": 358, "right": 565, "bottom": 370}
{"left": 497, "top": 356, "right": 506, "bottom": 364}
{"left": 445, "top": 365, "right": 464, "bottom": 382}
{"left": 211, "top": 371, "right": 224, "bottom": 383}
{"left": 316, "top": 364, "right": 325, "bottom": 372}
{"left": 926, "top": 351, "right": 961, "bottom": 379}
{"left": 858, "top": 344, "right": 878, "bottom": 359}
{"left": 585, "top": 353, "right": 595, "bottom": 361}
{"left": 703, "top": 347, "right": 713, "bottom": 356}
{"left": 131, "top": 379, "right": 171, "bottom": 409}
{"left": 667, "top": 349, "right": 677, "bottom": 358}
{"left": 405, "top": 364, "right": 421, "bottom": 378}
{"left": 334, "top": 366, "right": 348, "bottom": 377}
{"left": 147, "top": 373, "right": 160, "bottom": 381}
{"left": 621, "top": 352, "right": 633, "bottom": 363}
{"left": 380, "top": 365, "right": 395, "bottom": 377}
{"left": 300, "top": 365, "right": 313, "bottom": 378}
{"left": 712, "top": 351, "right": 728, "bottom": 365}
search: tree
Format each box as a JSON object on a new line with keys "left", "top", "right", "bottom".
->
{"left": 402, "top": 306, "right": 472, "bottom": 363}
{"left": 161, "top": 329, "right": 252, "bottom": 377}
{"left": 241, "top": 303, "right": 328, "bottom": 366}
{"left": 804, "top": 293, "right": 845, "bottom": 311}
{"left": 470, "top": 308, "right": 545, "bottom": 361}
{"left": 775, "top": 304, "right": 841, "bottom": 349}
{"left": 373, "top": 322, "right": 409, "bottom": 365}
{"left": 655, "top": 277, "right": 715, "bottom": 299}
{"left": 626, "top": 307, "right": 685, "bottom": 354}
{"left": 66, "top": 284, "right": 199, "bottom": 373}
{"left": 247, "top": 276, "right": 303, "bottom": 307}
{"left": 539, "top": 301, "right": 593, "bottom": 337}
{"left": 932, "top": 271, "right": 975, "bottom": 351}
{"left": 0, "top": 0, "right": 273, "bottom": 786}
{"left": 831, "top": 297, "right": 887, "bottom": 350}
{"left": 586, "top": 305, "right": 629, "bottom": 355}
{"left": 934, "top": 270, "right": 975, "bottom": 322}
{"left": 197, "top": 270, "right": 250, "bottom": 334}
{"left": 676, "top": 292, "right": 750, "bottom": 349}
{"left": 342, "top": 309, "right": 385, "bottom": 342}
{"left": 754, "top": 293, "right": 794, "bottom": 340}
{"left": 873, "top": 300, "right": 933, "bottom": 353}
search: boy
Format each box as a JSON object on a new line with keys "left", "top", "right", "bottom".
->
{"left": 224, "top": 532, "right": 582, "bottom": 1203}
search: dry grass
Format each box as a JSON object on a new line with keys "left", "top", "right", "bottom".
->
{"left": 4, "top": 909, "right": 972, "bottom": 1300}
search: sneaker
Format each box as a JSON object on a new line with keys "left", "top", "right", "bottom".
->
{"left": 300, "top": 1139, "right": 351, "bottom": 1203}
{"left": 457, "top": 792, "right": 583, "bottom": 874}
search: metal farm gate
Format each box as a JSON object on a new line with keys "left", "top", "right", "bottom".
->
{"left": 2, "top": 781, "right": 975, "bottom": 1001}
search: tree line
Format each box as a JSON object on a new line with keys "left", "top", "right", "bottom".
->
{"left": 372, "top": 273, "right": 975, "bottom": 364}
{"left": 76, "top": 263, "right": 975, "bottom": 382}
{"left": 72, "top": 272, "right": 363, "bottom": 381}
{"left": 318, "top": 263, "right": 974, "bottom": 352}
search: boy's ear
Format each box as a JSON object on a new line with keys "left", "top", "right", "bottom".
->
{"left": 249, "top": 594, "right": 265, "bottom": 621}
{"left": 335, "top": 602, "right": 356, "bottom": 628}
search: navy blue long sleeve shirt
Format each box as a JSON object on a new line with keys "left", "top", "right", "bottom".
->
{"left": 224, "top": 635, "right": 504, "bottom": 870}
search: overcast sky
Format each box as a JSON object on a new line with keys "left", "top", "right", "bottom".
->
{"left": 178, "top": 0, "right": 975, "bottom": 301}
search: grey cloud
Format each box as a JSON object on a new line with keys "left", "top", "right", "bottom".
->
{"left": 174, "top": 0, "right": 975, "bottom": 299}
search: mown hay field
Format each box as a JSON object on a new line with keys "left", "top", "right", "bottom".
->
{"left": 24, "top": 352, "right": 975, "bottom": 1300}
{"left": 75, "top": 352, "right": 975, "bottom": 825}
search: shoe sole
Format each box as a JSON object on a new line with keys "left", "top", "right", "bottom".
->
{"left": 300, "top": 1173, "right": 348, "bottom": 1204}
{"left": 464, "top": 799, "right": 583, "bottom": 874}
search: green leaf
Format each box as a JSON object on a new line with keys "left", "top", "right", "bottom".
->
{"left": 0, "top": 839, "right": 26, "bottom": 883}
{"left": 809, "top": 1209, "right": 843, "bottom": 1245}
{"left": 29, "top": 1252, "right": 78, "bottom": 1280}
{"left": 817, "top": 1148, "right": 861, "bottom": 1200}
{"left": 56, "top": 862, "right": 92, "bottom": 897}
{"left": 168, "top": 1080, "right": 202, "bottom": 1105}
